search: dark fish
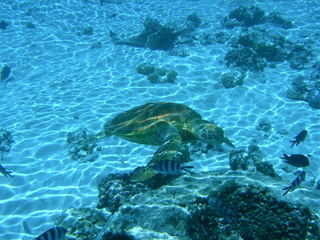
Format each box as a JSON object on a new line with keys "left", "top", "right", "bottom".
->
{"left": 1, "top": 65, "right": 11, "bottom": 81}
{"left": 109, "top": 30, "right": 116, "bottom": 38}
{"left": 290, "top": 130, "right": 307, "bottom": 147}
{"left": 208, "top": 196, "right": 237, "bottom": 224}
{"left": 281, "top": 153, "right": 309, "bottom": 167}
{"left": 151, "top": 160, "right": 194, "bottom": 175}
{"left": 0, "top": 164, "right": 13, "bottom": 177}
{"left": 34, "top": 227, "right": 67, "bottom": 240}
{"left": 282, "top": 170, "right": 306, "bottom": 196}
{"left": 0, "top": 20, "right": 9, "bottom": 30}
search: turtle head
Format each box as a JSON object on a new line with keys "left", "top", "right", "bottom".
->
{"left": 193, "top": 120, "right": 235, "bottom": 148}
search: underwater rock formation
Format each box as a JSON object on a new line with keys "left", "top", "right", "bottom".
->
{"left": 286, "top": 76, "right": 308, "bottom": 101}
{"left": 311, "top": 62, "right": 320, "bottom": 81}
{"left": 254, "top": 159, "right": 277, "bottom": 178}
{"left": 66, "top": 128, "right": 100, "bottom": 162}
{"left": 136, "top": 63, "right": 156, "bottom": 76}
{"left": 102, "top": 232, "right": 135, "bottom": 240}
{"left": 256, "top": 119, "right": 272, "bottom": 132}
{"left": 267, "top": 12, "right": 293, "bottom": 29}
{"left": 306, "top": 90, "right": 320, "bottom": 109}
{"left": 287, "top": 44, "right": 313, "bottom": 70}
{"left": 229, "top": 145, "right": 276, "bottom": 178}
{"left": 237, "top": 32, "right": 286, "bottom": 62}
{"left": 96, "top": 173, "right": 197, "bottom": 239}
{"left": 225, "top": 47, "right": 267, "bottom": 71}
{"left": 227, "top": 6, "right": 266, "bottom": 27}
{"left": 245, "top": 145, "right": 276, "bottom": 177}
{"left": 0, "top": 128, "right": 14, "bottom": 154}
{"left": 188, "top": 180, "right": 318, "bottom": 240}
{"left": 219, "top": 71, "right": 245, "bottom": 88}
{"left": 223, "top": 6, "right": 292, "bottom": 29}
{"left": 56, "top": 207, "right": 110, "bottom": 240}
{"left": 221, "top": 7, "right": 311, "bottom": 71}
{"left": 285, "top": 71, "right": 320, "bottom": 109}
{"left": 248, "top": 145, "right": 276, "bottom": 177}
{"left": 307, "top": 86, "right": 320, "bottom": 108}
{"left": 229, "top": 148, "right": 249, "bottom": 171}
{"left": 225, "top": 30, "right": 287, "bottom": 71}
{"left": 97, "top": 173, "right": 149, "bottom": 213}
{"left": 186, "top": 13, "right": 202, "bottom": 31}
{"left": 108, "top": 202, "right": 191, "bottom": 239}
{"left": 57, "top": 171, "right": 319, "bottom": 240}
{"left": 225, "top": 28, "right": 313, "bottom": 71}
{"left": 136, "top": 63, "right": 178, "bottom": 83}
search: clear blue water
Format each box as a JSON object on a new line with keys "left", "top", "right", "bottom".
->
{"left": 0, "top": 0, "right": 320, "bottom": 239}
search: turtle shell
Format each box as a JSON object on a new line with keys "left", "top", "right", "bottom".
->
{"left": 104, "top": 102, "right": 201, "bottom": 145}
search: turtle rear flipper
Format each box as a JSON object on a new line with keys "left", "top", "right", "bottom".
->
{"left": 224, "top": 137, "right": 235, "bottom": 148}
{"left": 95, "top": 130, "right": 112, "bottom": 139}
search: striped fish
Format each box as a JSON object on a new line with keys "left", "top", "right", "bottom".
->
{"left": 283, "top": 170, "right": 306, "bottom": 196}
{"left": 34, "top": 227, "right": 67, "bottom": 240}
{"left": 151, "top": 160, "right": 194, "bottom": 175}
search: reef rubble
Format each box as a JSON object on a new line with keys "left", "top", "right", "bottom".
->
{"left": 56, "top": 169, "right": 319, "bottom": 240}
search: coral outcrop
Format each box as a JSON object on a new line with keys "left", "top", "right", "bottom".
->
{"left": 222, "top": 6, "right": 292, "bottom": 29}
{"left": 66, "top": 128, "right": 101, "bottom": 162}
{"left": 97, "top": 173, "right": 149, "bottom": 213}
{"left": 219, "top": 71, "right": 245, "bottom": 89}
{"left": 221, "top": 7, "right": 312, "bottom": 71}
{"left": 136, "top": 63, "right": 178, "bottom": 83}
{"left": 55, "top": 207, "right": 110, "bottom": 240}
{"left": 189, "top": 180, "right": 318, "bottom": 240}
{"left": 57, "top": 172, "right": 319, "bottom": 240}
{"left": 286, "top": 74, "right": 320, "bottom": 109}
{"left": 0, "top": 128, "right": 14, "bottom": 155}
{"left": 229, "top": 145, "right": 276, "bottom": 178}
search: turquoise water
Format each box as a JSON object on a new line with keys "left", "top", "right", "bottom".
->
{"left": 0, "top": 0, "right": 320, "bottom": 239}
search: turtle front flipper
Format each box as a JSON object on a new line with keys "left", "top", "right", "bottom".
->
{"left": 148, "top": 131, "right": 183, "bottom": 166}
{"left": 130, "top": 129, "right": 183, "bottom": 183}
{"left": 131, "top": 165, "right": 180, "bottom": 188}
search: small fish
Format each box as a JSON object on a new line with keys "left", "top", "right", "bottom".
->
{"left": 1, "top": 65, "right": 11, "bottom": 81}
{"left": 0, "top": 20, "right": 9, "bottom": 30}
{"left": 281, "top": 153, "right": 309, "bottom": 167}
{"left": 282, "top": 170, "right": 306, "bottom": 196}
{"left": 34, "top": 227, "right": 67, "bottom": 240}
{"left": 0, "top": 164, "right": 13, "bottom": 177}
{"left": 151, "top": 160, "right": 194, "bottom": 175}
{"left": 208, "top": 196, "right": 237, "bottom": 224}
{"left": 290, "top": 130, "right": 307, "bottom": 147}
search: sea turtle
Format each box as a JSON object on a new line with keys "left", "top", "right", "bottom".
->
{"left": 95, "top": 102, "right": 235, "bottom": 181}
